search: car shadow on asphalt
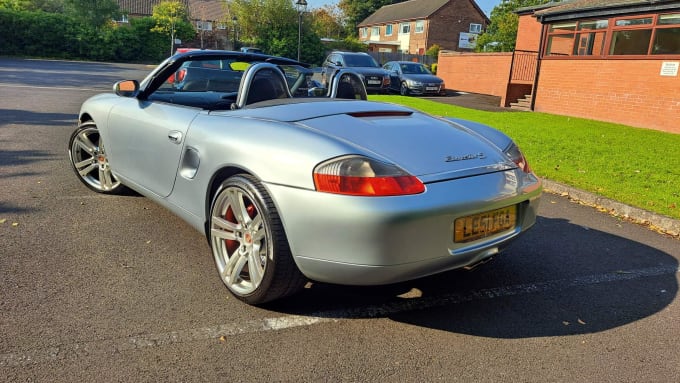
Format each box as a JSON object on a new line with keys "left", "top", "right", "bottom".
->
{"left": 264, "top": 215, "right": 678, "bottom": 338}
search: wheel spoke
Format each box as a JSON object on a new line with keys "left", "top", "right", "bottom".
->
{"left": 225, "top": 252, "right": 248, "bottom": 284}
{"left": 100, "top": 167, "right": 114, "bottom": 189}
{"left": 75, "top": 133, "right": 97, "bottom": 154}
{"left": 247, "top": 251, "right": 264, "bottom": 287}
{"left": 211, "top": 216, "right": 240, "bottom": 241}
{"left": 252, "top": 225, "right": 265, "bottom": 243}
{"left": 231, "top": 189, "right": 252, "bottom": 226}
{"left": 77, "top": 162, "right": 97, "bottom": 177}
{"left": 74, "top": 158, "right": 94, "bottom": 171}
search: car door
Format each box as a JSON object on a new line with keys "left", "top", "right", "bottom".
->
{"left": 383, "top": 63, "right": 397, "bottom": 92}
{"left": 105, "top": 99, "right": 201, "bottom": 197}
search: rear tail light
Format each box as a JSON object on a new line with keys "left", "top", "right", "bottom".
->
{"left": 505, "top": 143, "right": 532, "bottom": 173}
{"left": 313, "top": 156, "right": 425, "bottom": 196}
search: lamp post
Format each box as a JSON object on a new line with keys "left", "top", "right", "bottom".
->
{"left": 232, "top": 16, "right": 238, "bottom": 51}
{"left": 295, "top": 0, "right": 307, "bottom": 61}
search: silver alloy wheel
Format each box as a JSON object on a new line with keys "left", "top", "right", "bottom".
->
{"left": 210, "top": 185, "right": 268, "bottom": 296}
{"left": 400, "top": 82, "right": 409, "bottom": 96}
{"left": 69, "top": 123, "right": 122, "bottom": 193}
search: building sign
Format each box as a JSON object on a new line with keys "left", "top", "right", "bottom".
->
{"left": 660, "top": 62, "right": 679, "bottom": 77}
{"left": 459, "top": 32, "right": 478, "bottom": 49}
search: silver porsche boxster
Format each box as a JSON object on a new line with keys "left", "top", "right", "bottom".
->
{"left": 68, "top": 50, "right": 542, "bottom": 305}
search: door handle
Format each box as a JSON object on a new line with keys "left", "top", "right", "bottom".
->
{"left": 168, "top": 131, "right": 183, "bottom": 144}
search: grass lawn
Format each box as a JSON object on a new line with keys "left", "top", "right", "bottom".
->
{"left": 369, "top": 95, "right": 680, "bottom": 220}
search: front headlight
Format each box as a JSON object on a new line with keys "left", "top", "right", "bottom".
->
{"left": 406, "top": 79, "right": 423, "bottom": 87}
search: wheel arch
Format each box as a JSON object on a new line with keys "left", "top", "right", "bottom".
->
{"left": 79, "top": 113, "right": 94, "bottom": 124}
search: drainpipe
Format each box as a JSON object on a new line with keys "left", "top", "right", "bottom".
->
{"left": 530, "top": 18, "right": 546, "bottom": 111}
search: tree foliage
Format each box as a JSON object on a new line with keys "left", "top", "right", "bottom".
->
{"left": 151, "top": 0, "right": 194, "bottom": 55}
{"left": 0, "top": 7, "right": 172, "bottom": 62}
{"left": 64, "top": 0, "right": 119, "bottom": 28}
{"left": 310, "top": 4, "right": 344, "bottom": 39}
{"left": 475, "top": 0, "right": 552, "bottom": 52}
{"left": 230, "top": 0, "right": 326, "bottom": 64}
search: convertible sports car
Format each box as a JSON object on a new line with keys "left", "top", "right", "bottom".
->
{"left": 68, "top": 50, "right": 542, "bottom": 305}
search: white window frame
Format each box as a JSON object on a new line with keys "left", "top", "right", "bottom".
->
{"left": 385, "top": 24, "right": 393, "bottom": 36}
{"left": 469, "top": 23, "right": 482, "bottom": 33}
{"left": 399, "top": 22, "right": 410, "bottom": 34}
{"left": 415, "top": 20, "right": 424, "bottom": 33}
{"left": 217, "top": 22, "right": 227, "bottom": 30}
{"left": 360, "top": 27, "right": 368, "bottom": 38}
{"left": 371, "top": 26, "right": 380, "bottom": 37}
{"left": 197, "top": 20, "right": 213, "bottom": 31}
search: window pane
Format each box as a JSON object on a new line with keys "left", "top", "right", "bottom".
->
{"left": 546, "top": 34, "right": 574, "bottom": 56}
{"left": 578, "top": 19, "right": 608, "bottom": 30}
{"left": 615, "top": 17, "right": 653, "bottom": 27}
{"left": 610, "top": 29, "right": 652, "bottom": 55}
{"left": 550, "top": 22, "right": 576, "bottom": 32}
{"left": 652, "top": 27, "right": 680, "bottom": 54}
{"left": 386, "top": 24, "right": 393, "bottom": 35}
{"left": 659, "top": 14, "right": 680, "bottom": 25}
{"left": 573, "top": 32, "right": 606, "bottom": 55}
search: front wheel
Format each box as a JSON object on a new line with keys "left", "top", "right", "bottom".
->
{"left": 209, "top": 175, "right": 306, "bottom": 304}
{"left": 400, "top": 82, "right": 410, "bottom": 96}
{"left": 68, "top": 121, "right": 126, "bottom": 194}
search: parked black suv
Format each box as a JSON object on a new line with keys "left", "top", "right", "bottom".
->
{"left": 321, "top": 51, "right": 390, "bottom": 93}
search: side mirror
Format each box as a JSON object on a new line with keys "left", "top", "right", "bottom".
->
{"left": 335, "top": 61, "right": 343, "bottom": 66}
{"left": 113, "top": 80, "right": 140, "bottom": 97}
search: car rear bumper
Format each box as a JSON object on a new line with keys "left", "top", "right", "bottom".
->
{"left": 266, "top": 169, "right": 542, "bottom": 285}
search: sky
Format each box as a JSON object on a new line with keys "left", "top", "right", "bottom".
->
{"left": 304, "top": 0, "right": 502, "bottom": 17}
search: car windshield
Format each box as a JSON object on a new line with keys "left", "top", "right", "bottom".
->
{"left": 344, "top": 55, "right": 379, "bottom": 68}
{"left": 400, "top": 63, "right": 431, "bottom": 74}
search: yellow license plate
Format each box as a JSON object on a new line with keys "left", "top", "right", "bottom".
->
{"left": 454, "top": 205, "right": 517, "bottom": 243}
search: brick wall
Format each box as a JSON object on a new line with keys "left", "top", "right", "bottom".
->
{"left": 515, "top": 14, "right": 542, "bottom": 52}
{"left": 438, "top": 51, "right": 512, "bottom": 104}
{"left": 535, "top": 59, "right": 680, "bottom": 134}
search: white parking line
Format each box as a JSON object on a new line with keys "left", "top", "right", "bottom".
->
{"left": 1, "top": 265, "right": 677, "bottom": 367}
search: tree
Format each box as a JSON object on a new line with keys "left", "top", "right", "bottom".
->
{"left": 1, "top": 0, "right": 64, "bottom": 12}
{"left": 475, "top": 0, "right": 552, "bottom": 52}
{"left": 310, "top": 4, "right": 344, "bottom": 39}
{"left": 230, "top": 0, "right": 326, "bottom": 64}
{"left": 64, "top": 0, "right": 119, "bottom": 28}
{"left": 151, "top": 0, "right": 194, "bottom": 56}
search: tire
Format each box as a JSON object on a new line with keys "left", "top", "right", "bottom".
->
{"left": 68, "top": 121, "right": 126, "bottom": 194}
{"left": 400, "top": 82, "right": 410, "bottom": 96}
{"left": 209, "top": 174, "right": 306, "bottom": 304}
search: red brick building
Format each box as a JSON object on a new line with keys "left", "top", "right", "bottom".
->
{"left": 437, "top": 0, "right": 680, "bottom": 134}
{"left": 357, "top": 0, "right": 489, "bottom": 54}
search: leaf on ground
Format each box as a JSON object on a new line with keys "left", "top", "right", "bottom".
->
{"left": 562, "top": 321, "right": 570, "bottom": 326}
{"left": 0, "top": 219, "right": 6, "bottom": 224}
{"left": 12, "top": 222, "right": 19, "bottom": 227}
{"left": 577, "top": 318, "right": 586, "bottom": 325}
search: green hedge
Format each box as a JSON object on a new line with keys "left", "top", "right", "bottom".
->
{"left": 0, "top": 9, "right": 170, "bottom": 62}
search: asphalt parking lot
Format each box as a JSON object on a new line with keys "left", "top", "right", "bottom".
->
{"left": 1, "top": 58, "right": 679, "bottom": 382}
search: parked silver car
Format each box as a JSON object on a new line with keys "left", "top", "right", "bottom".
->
{"left": 384, "top": 61, "right": 446, "bottom": 96}
{"left": 68, "top": 50, "right": 541, "bottom": 305}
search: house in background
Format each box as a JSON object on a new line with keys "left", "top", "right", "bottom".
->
{"left": 437, "top": 0, "right": 680, "bottom": 134}
{"left": 115, "top": 0, "right": 234, "bottom": 50}
{"left": 357, "top": 0, "right": 489, "bottom": 54}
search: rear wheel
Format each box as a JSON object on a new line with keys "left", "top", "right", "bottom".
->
{"left": 209, "top": 174, "right": 306, "bottom": 304}
{"left": 68, "top": 121, "right": 126, "bottom": 194}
